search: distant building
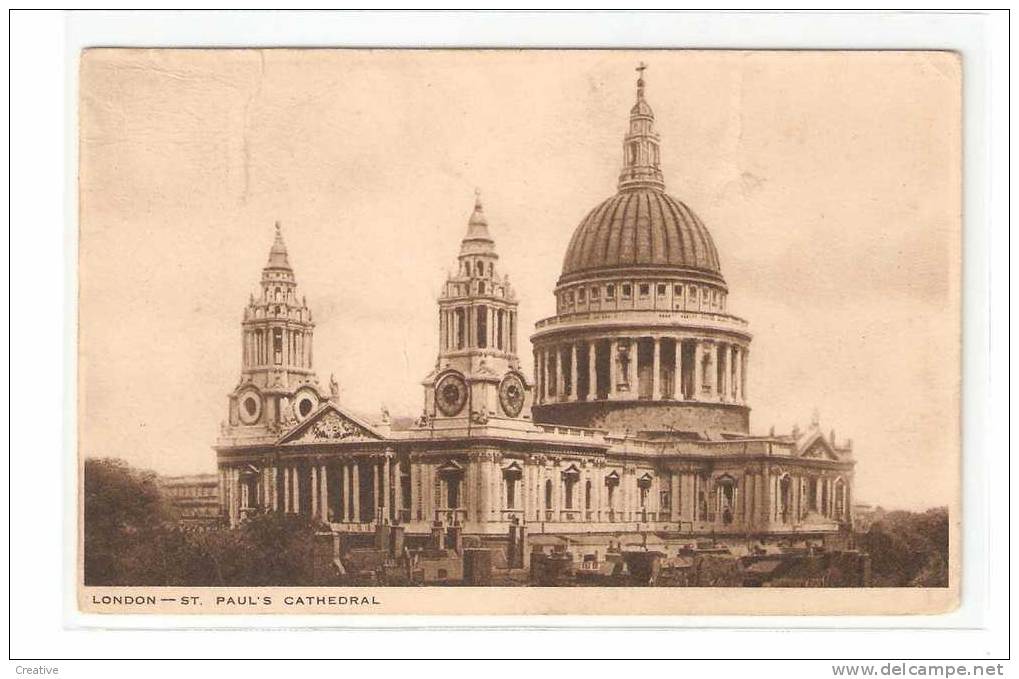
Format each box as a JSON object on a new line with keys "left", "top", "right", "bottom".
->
{"left": 851, "top": 503, "right": 884, "bottom": 532}
{"left": 160, "top": 474, "right": 221, "bottom": 528}
{"left": 214, "top": 67, "right": 857, "bottom": 560}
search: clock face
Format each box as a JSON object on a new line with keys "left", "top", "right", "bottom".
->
{"left": 499, "top": 373, "right": 526, "bottom": 418}
{"left": 435, "top": 374, "right": 468, "bottom": 417}
{"left": 238, "top": 389, "right": 262, "bottom": 425}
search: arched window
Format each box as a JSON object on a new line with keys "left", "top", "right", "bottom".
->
{"left": 545, "top": 479, "right": 553, "bottom": 510}
{"left": 716, "top": 476, "right": 737, "bottom": 525}
{"left": 780, "top": 475, "right": 793, "bottom": 524}
{"left": 562, "top": 467, "right": 579, "bottom": 510}
{"left": 834, "top": 478, "right": 847, "bottom": 520}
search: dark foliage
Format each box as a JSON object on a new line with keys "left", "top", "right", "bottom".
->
{"left": 858, "top": 507, "right": 949, "bottom": 587}
{"left": 83, "top": 457, "right": 338, "bottom": 586}
{"left": 83, "top": 457, "right": 176, "bottom": 585}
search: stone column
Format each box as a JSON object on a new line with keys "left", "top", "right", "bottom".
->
{"left": 587, "top": 341, "right": 597, "bottom": 401}
{"left": 534, "top": 351, "right": 541, "bottom": 405}
{"left": 671, "top": 473, "right": 680, "bottom": 521}
{"left": 555, "top": 346, "right": 565, "bottom": 401}
{"left": 351, "top": 460, "right": 360, "bottom": 522}
{"left": 383, "top": 456, "right": 392, "bottom": 522}
{"left": 609, "top": 339, "right": 620, "bottom": 400}
{"left": 479, "top": 460, "right": 490, "bottom": 523}
{"left": 718, "top": 343, "right": 729, "bottom": 402}
{"left": 733, "top": 346, "right": 743, "bottom": 403}
{"left": 569, "top": 343, "right": 579, "bottom": 401}
{"left": 522, "top": 462, "right": 531, "bottom": 520}
{"left": 705, "top": 342, "right": 717, "bottom": 400}
{"left": 371, "top": 460, "right": 380, "bottom": 522}
{"left": 292, "top": 465, "right": 300, "bottom": 514}
{"left": 545, "top": 349, "right": 554, "bottom": 402}
{"left": 320, "top": 463, "right": 329, "bottom": 523}
{"left": 310, "top": 465, "right": 319, "bottom": 517}
{"left": 552, "top": 465, "right": 560, "bottom": 519}
{"left": 271, "top": 464, "right": 279, "bottom": 507}
{"left": 741, "top": 348, "right": 749, "bottom": 402}
{"left": 692, "top": 341, "right": 704, "bottom": 401}
{"left": 652, "top": 337, "right": 662, "bottom": 399}
{"left": 283, "top": 467, "right": 291, "bottom": 513}
{"left": 232, "top": 468, "right": 242, "bottom": 525}
{"left": 339, "top": 462, "right": 349, "bottom": 521}
{"left": 393, "top": 459, "right": 403, "bottom": 523}
{"left": 674, "top": 338, "right": 683, "bottom": 399}
{"left": 409, "top": 460, "right": 419, "bottom": 521}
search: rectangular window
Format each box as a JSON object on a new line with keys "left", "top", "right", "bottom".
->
{"left": 622, "top": 284, "right": 632, "bottom": 298}
{"left": 639, "top": 283, "right": 650, "bottom": 297}
{"left": 591, "top": 286, "right": 600, "bottom": 299}
{"left": 606, "top": 284, "right": 615, "bottom": 299}
{"left": 657, "top": 284, "right": 666, "bottom": 296}
{"left": 578, "top": 288, "right": 586, "bottom": 302}
{"left": 674, "top": 285, "right": 683, "bottom": 297}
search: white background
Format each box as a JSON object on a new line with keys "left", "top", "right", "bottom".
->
{"left": 6, "top": 8, "right": 1011, "bottom": 672}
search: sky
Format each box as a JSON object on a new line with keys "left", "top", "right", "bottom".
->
{"left": 79, "top": 49, "right": 961, "bottom": 510}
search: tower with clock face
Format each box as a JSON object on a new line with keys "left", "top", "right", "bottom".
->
{"left": 421, "top": 192, "right": 533, "bottom": 426}
{"left": 223, "top": 222, "right": 330, "bottom": 438}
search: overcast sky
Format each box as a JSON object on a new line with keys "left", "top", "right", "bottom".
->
{"left": 79, "top": 49, "right": 960, "bottom": 510}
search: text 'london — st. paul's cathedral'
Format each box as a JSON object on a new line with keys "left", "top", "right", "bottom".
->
{"left": 214, "top": 68, "right": 856, "bottom": 566}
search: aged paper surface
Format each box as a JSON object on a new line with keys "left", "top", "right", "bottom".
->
{"left": 78, "top": 49, "right": 960, "bottom": 616}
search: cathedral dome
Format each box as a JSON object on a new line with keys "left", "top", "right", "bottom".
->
{"left": 560, "top": 188, "right": 721, "bottom": 280}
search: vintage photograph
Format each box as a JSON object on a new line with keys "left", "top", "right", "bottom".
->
{"left": 78, "top": 49, "right": 960, "bottom": 614}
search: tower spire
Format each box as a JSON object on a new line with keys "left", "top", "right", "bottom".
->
{"left": 267, "top": 220, "right": 291, "bottom": 270}
{"left": 618, "top": 63, "right": 666, "bottom": 192}
{"left": 461, "top": 188, "right": 496, "bottom": 255}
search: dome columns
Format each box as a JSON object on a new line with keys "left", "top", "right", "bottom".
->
{"left": 532, "top": 333, "right": 748, "bottom": 407}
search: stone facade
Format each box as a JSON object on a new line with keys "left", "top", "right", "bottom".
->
{"left": 214, "top": 68, "right": 856, "bottom": 554}
{"left": 159, "top": 473, "right": 221, "bottom": 528}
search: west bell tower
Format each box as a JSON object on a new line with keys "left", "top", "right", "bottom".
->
{"left": 225, "top": 222, "right": 331, "bottom": 438}
{"left": 420, "top": 192, "right": 532, "bottom": 427}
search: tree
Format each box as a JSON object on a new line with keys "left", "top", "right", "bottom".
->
{"left": 83, "top": 457, "right": 338, "bottom": 585}
{"left": 83, "top": 457, "right": 176, "bottom": 584}
{"left": 858, "top": 507, "right": 949, "bottom": 587}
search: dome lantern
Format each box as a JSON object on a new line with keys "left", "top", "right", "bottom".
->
{"left": 618, "top": 63, "right": 666, "bottom": 193}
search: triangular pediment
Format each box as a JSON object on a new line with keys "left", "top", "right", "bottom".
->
{"left": 278, "top": 402, "right": 385, "bottom": 445}
{"left": 799, "top": 432, "right": 839, "bottom": 460}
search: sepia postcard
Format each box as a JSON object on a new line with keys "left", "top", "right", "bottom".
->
{"left": 77, "top": 48, "right": 961, "bottom": 616}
